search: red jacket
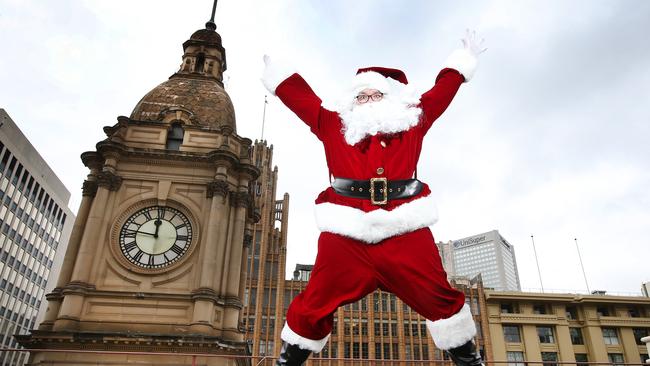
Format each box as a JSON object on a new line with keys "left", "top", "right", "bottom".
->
{"left": 273, "top": 68, "right": 465, "bottom": 243}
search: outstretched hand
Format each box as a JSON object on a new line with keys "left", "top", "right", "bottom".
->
{"left": 461, "top": 29, "right": 487, "bottom": 57}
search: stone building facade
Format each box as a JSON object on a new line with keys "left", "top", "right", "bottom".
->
{"left": 17, "top": 15, "right": 258, "bottom": 366}
{"left": 485, "top": 290, "right": 650, "bottom": 366}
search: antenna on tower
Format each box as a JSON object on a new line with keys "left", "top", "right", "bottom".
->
{"left": 574, "top": 237, "right": 590, "bottom": 294}
{"left": 261, "top": 95, "right": 269, "bottom": 141}
{"left": 530, "top": 235, "right": 544, "bottom": 293}
{"left": 206, "top": 0, "right": 218, "bottom": 30}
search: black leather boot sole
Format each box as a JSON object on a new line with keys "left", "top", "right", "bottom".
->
{"left": 276, "top": 341, "right": 312, "bottom": 366}
{"left": 446, "top": 340, "right": 484, "bottom": 366}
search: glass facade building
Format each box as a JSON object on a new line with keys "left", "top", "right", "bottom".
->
{"left": 0, "top": 110, "right": 74, "bottom": 366}
{"left": 451, "top": 230, "right": 521, "bottom": 291}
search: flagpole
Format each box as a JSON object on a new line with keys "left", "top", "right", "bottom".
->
{"left": 261, "top": 95, "right": 268, "bottom": 141}
{"left": 574, "top": 237, "right": 590, "bottom": 294}
{"left": 531, "top": 235, "right": 544, "bottom": 293}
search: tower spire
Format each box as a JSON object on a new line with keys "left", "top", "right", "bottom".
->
{"left": 206, "top": 0, "right": 218, "bottom": 30}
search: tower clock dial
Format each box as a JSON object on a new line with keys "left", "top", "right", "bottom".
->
{"left": 119, "top": 206, "right": 193, "bottom": 269}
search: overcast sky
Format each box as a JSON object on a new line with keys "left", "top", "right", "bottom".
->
{"left": 1, "top": 0, "right": 649, "bottom": 294}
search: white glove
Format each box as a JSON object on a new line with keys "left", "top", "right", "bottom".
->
{"left": 461, "top": 29, "right": 487, "bottom": 58}
{"left": 445, "top": 29, "right": 486, "bottom": 82}
{"left": 261, "top": 54, "right": 296, "bottom": 95}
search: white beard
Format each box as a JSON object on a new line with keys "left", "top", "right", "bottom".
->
{"left": 339, "top": 96, "right": 422, "bottom": 146}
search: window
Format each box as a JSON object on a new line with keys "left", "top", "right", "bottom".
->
{"left": 259, "top": 340, "right": 266, "bottom": 356}
{"left": 541, "top": 352, "right": 557, "bottom": 366}
{"left": 628, "top": 307, "right": 641, "bottom": 318}
{"left": 503, "top": 325, "right": 521, "bottom": 343}
{"left": 608, "top": 353, "right": 624, "bottom": 366}
{"left": 575, "top": 353, "right": 588, "bottom": 366}
{"left": 165, "top": 123, "right": 185, "bottom": 150}
{"left": 320, "top": 344, "right": 329, "bottom": 358}
{"left": 421, "top": 344, "right": 429, "bottom": 360}
{"left": 570, "top": 327, "right": 584, "bottom": 345}
{"left": 566, "top": 306, "right": 578, "bottom": 320}
{"left": 533, "top": 304, "right": 548, "bottom": 314}
{"left": 602, "top": 328, "right": 619, "bottom": 345}
{"left": 195, "top": 53, "right": 205, "bottom": 73}
{"left": 537, "top": 326, "right": 555, "bottom": 343}
{"left": 597, "top": 306, "right": 610, "bottom": 316}
{"left": 633, "top": 328, "right": 649, "bottom": 345}
{"left": 507, "top": 351, "right": 525, "bottom": 366}
{"left": 501, "top": 303, "right": 518, "bottom": 314}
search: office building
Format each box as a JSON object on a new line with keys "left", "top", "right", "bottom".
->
{"left": 485, "top": 290, "right": 650, "bottom": 366}
{"left": 451, "top": 230, "right": 521, "bottom": 291}
{"left": 0, "top": 109, "right": 74, "bottom": 365}
{"left": 242, "top": 140, "right": 290, "bottom": 360}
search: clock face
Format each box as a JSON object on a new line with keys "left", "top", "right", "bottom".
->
{"left": 118, "top": 206, "right": 193, "bottom": 269}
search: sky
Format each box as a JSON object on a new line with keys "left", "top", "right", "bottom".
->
{"left": 0, "top": 0, "right": 649, "bottom": 295}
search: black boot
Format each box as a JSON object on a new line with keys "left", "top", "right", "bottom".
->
{"left": 445, "top": 340, "right": 484, "bottom": 366}
{"left": 275, "top": 341, "right": 312, "bottom": 366}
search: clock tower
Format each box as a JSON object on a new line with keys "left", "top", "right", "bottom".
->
{"left": 17, "top": 6, "right": 259, "bottom": 366}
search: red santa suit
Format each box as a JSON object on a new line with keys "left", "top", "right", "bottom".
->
{"left": 262, "top": 48, "right": 480, "bottom": 353}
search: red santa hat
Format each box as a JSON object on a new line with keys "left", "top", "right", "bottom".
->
{"left": 351, "top": 66, "right": 408, "bottom": 95}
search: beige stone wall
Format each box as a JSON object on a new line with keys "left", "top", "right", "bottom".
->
{"left": 485, "top": 291, "right": 650, "bottom": 365}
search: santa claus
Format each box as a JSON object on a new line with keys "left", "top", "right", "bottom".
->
{"left": 262, "top": 30, "right": 486, "bottom": 366}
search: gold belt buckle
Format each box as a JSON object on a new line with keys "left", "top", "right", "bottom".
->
{"left": 369, "top": 177, "right": 388, "bottom": 205}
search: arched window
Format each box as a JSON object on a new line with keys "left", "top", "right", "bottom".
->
{"left": 195, "top": 53, "right": 205, "bottom": 73}
{"left": 166, "top": 123, "right": 184, "bottom": 150}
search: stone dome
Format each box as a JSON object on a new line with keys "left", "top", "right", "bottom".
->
{"left": 130, "top": 76, "right": 236, "bottom": 131}
{"left": 189, "top": 28, "right": 222, "bottom": 45}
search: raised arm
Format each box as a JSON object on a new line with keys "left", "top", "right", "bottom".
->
{"left": 262, "top": 56, "right": 334, "bottom": 139}
{"left": 419, "top": 30, "right": 486, "bottom": 134}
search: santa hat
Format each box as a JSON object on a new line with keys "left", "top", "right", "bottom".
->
{"left": 351, "top": 67, "right": 408, "bottom": 95}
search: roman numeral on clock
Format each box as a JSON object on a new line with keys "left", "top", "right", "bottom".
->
{"left": 123, "top": 241, "right": 137, "bottom": 252}
{"left": 170, "top": 244, "right": 184, "bottom": 255}
{"left": 123, "top": 231, "right": 137, "bottom": 239}
{"left": 132, "top": 250, "right": 144, "bottom": 262}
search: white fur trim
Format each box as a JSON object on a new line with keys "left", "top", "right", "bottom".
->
{"left": 351, "top": 71, "right": 392, "bottom": 95}
{"left": 314, "top": 194, "right": 438, "bottom": 244}
{"left": 444, "top": 49, "right": 478, "bottom": 82}
{"left": 281, "top": 323, "right": 330, "bottom": 353}
{"left": 261, "top": 56, "right": 297, "bottom": 95}
{"left": 427, "top": 304, "right": 477, "bottom": 350}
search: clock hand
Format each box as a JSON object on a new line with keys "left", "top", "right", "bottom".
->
{"left": 125, "top": 229, "right": 156, "bottom": 237}
{"left": 153, "top": 219, "right": 162, "bottom": 238}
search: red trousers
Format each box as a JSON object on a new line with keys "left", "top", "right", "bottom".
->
{"left": 286, "top": 227, "right": 465, "bottom": 341}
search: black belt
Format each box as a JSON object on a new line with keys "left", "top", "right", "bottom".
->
{"left": 331, "top": 177, "right": 424, "bottom": 205}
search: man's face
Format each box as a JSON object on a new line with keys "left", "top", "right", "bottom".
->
{"left": 354, "top": 88, "right": 384, "bottom": 105}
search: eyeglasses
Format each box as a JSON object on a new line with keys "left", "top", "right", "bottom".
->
{"left": 355, "top": 92, "right": 384, "bottom": 104}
